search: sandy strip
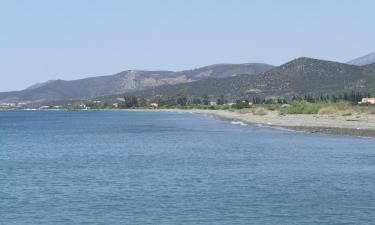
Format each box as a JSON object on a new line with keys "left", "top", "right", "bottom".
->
{"left": 153, "top": 109, "right": 375, "bottom": 137}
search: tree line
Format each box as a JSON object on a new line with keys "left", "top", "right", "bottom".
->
{"left": 92, "top": 90, "right": 374, "bottom": 109}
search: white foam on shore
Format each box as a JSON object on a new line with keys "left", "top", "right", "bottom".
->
{"left": 231, "top": 121, "right": 248, "bottom": 126}
{"left": 256, "top": 123, "right": 302, "bottom": 133}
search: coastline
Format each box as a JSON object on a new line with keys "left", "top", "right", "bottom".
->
{"left": 3, "top": 108, "right": 375, "bottom": 137}
{"left": 153, "top": 109, "right": 375, "bottom": 138}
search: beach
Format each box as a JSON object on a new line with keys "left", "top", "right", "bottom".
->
{"left": 155, "top": 109, "right": 375, "bottom": 137}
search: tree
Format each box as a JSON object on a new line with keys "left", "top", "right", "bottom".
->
{"left": 176, "top": 91, "right": 188, "bottom": 106}
{"left": 123, "top": 96, "right": 138, "bottom": 108}
{"left": 192, "top": 98, "right": 202, "bottom": 105}
{"left": 217, "top": 95, "right": 226, "bottom": 105}
{"left": 202, "top": 93, "right": 210, "bottom": 105}
{"left": 158, "top": 96, "right": 176, "bottom": 106}
{"left": 234, "top": 100, "right": 250, "bottom": 109}
{"left": 138, "top": 98, "right": 147, "bottom": 107}
{"left": 252, "top": 96, "right": 263, "bottom": 104}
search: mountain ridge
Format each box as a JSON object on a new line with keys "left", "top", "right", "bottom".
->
{"left": 3, "top": 55, "right": 375, "bottom": 104}
{"left": 128, "top": 57, "right": 375, "bottom": 101}
{"left": 0, "top": 63, "right": 274, "bottom": 103}
{"left": 347, "top": 52, "right": 375, "bottom": 66}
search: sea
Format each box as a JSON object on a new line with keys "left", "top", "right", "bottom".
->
{"left": 1, "top": 110, "right": 375, "bottom": 224}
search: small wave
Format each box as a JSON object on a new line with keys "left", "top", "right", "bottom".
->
{"left": 231, "top": 121, "right": 248, "bottom": 126}
{"left": 256, "top": 123, "right": 303, "bottom": 133}
{"left": 255, "top": 123, "right": 276, "bottom": 129}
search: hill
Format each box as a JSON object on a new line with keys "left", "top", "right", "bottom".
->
{"left": 347, "top": 52, "right": 375, "bottom": 66}
{"left": 0, "top": 63, "right": 273, "bottom": 103}
{"left": 130, "top": 58, "right": 375, "bottom": 101}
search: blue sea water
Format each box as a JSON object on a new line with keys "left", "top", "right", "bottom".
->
{"left": 1, "top": 110, "right": 375, "bottom": 225}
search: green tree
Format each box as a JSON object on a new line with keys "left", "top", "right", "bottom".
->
{"left": 217, "top": 95, "right": 226, "bottom": 105}
{"left": 192, "top": 98, "right": 202, "bottom": 105}
{"left": 202, "top": 93, "right": 210, "bottom": 105}
{"left": 176, "top": 92, "right": 188, "bottom": 106}
{"left": 138, "top": 98, "right": 147, "bottom": 107}
{"left": 123, "top": 96, "right": 138, "bottom": 108}
{"left": 158, "top": 96, "right": 176, "bottom": 106}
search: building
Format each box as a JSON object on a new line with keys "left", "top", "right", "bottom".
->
{"left": 0, "top": 103, "right": 16, "bottom": 108}
{"left": 39, "top": 105, "right": 51, "bottom": 109}
{"left": 361, "top": 98, "right": 375, "bottom": 104}
{"left": 150, "top": 103, "right": 158, "bottom": 108}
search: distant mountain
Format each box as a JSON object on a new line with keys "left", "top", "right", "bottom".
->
{"left": 177, "top": 63, "right": 275, "bottom": 79}
{"left": 347, "top": 52, "right": 375, "bottom": 66}
{"left": 131, "top": 57, "right": 375, "bottom": 101}
{"left": 25, "top": 80, "right": 58, "bottom": 90}
{"left": 0, "top": 63, "right": 274, "bottom": 103}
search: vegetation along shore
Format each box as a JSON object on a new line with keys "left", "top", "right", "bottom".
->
{"left": 6, "top": 92, "right": 374, "bottom": 137}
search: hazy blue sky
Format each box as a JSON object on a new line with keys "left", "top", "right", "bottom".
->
{"left": 1, "top": 0, "right": 374, "bottom": 91}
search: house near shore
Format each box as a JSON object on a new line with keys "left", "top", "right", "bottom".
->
{"left": 360, "top": 98, "right": 375, "bottom": 104}
{"left": 0, "top": 103, "right": 16, "bottom": 108}
{"left": 150, "top": 103, "right": 158, "bottom": 108}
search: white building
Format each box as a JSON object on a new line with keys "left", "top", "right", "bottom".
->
{"left": 361, "top": 98, "right": 375, "bottom": 104}
{"left": 150, "top": 103, "right": 158, "bottom": 108}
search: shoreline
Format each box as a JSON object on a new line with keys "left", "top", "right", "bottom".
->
{"left": 152, "top": 109, "right": 375, "bottom": 138}
{"left": 2, "top": 108, "right": 375, "bottom": 137}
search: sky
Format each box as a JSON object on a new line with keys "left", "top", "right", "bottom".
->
{"left": 1, "top": 0, "right": 375, "bottom": 91}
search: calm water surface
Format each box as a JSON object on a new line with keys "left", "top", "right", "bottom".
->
{"left": 0, "top": 111, "right": 375, "bottom": 224}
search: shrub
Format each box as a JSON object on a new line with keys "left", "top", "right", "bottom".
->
{"left": 335, "top": 101, "right": 352, "bottom": 110}
{"left": 278, "top": 107, "right": 287, "bottom": 116}
{"left": 264, "top": 104, "right": 279, "bottom": 111}
{"left": 252, "top": 107, "right": 268, "bottom": 116}
{"left": 286, "top": 101, "right": 323, "bottom": 114}
{"left": 233, "top": 101, "right": 251, "bottom": 109}
{"left": 318, "top": 106, "right": 337, "bottom": 115}
{"left": 238, "top": 108, "right": 253, "bottom": 114}
{"left": 340, "top": 110, "right": 354, "bottom": 116}
{"left": 221, "top": 105, "right": 230, "bottom": 110}
{"left": 287, "top": 100, "right": 357, "bottom": 115}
